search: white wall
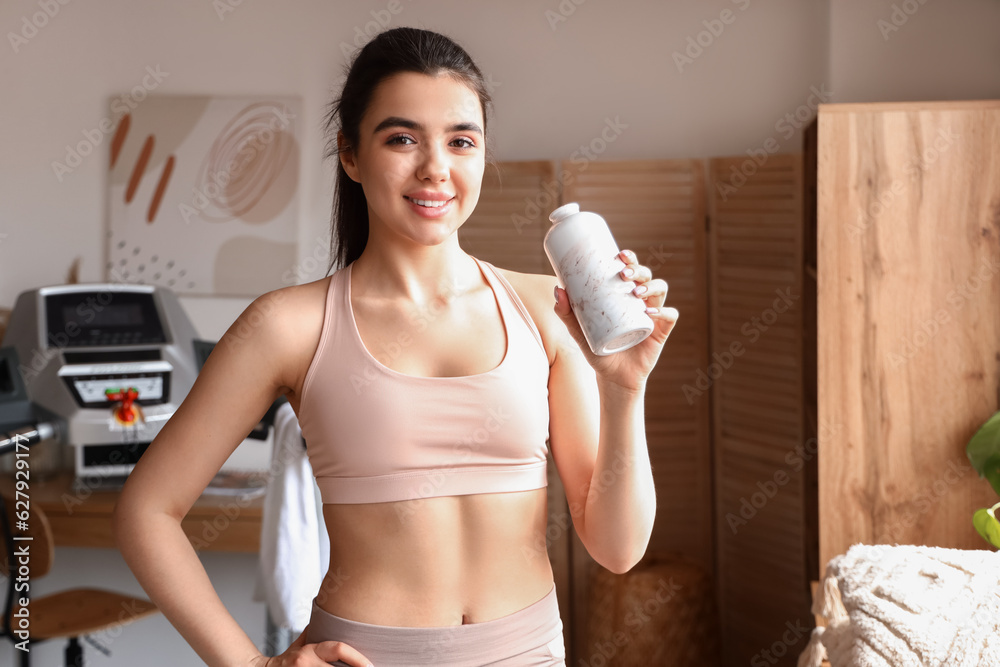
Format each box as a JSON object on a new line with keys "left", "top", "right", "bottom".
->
{"left": 0, "top": 1, "right": 997, "bottom": 664}
{"left": 829, "top": 0, "right": 1000, "bottom": 104}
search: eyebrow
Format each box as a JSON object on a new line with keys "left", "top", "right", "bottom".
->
{"left": 372, "top": 116, "right": 483, "bottom": 136}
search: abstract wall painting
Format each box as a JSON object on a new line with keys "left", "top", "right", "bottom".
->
{"left": 106, "top": 95, "right": 301, "bottom": 297}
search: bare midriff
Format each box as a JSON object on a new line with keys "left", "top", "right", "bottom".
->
{"left": 312, "top": 488, "right": 555, "bottom": 627}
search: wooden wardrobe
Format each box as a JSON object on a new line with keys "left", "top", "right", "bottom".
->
{"left": 816, "top": 100, "right": 1000, "bottom": 565}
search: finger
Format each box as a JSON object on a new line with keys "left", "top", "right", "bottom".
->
{"left": 618, "top": 249, "right": 652, "bottom": 279}
{"left": 632, "top": 278, "right": 668, "bottom": 308}
{"left": 314, "top": 640, "right": 375, "bottom": 667}
{"left": 618, "top": 249, "right": 637, "bottom": 267}
{"left": 617, "top": 249, "right": 640, "bottom": 278}
{"left": 620, "top": 263, "right": 653, "bottom": 287}
{"left": 646, "top": 306, "right": 680, "bottom": 341}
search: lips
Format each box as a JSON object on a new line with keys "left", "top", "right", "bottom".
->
{"left": 404, "top": 191, "right": 455, "bottom": 209}
{"left": 403, "top": 193, "right": 455, "bottom": 218}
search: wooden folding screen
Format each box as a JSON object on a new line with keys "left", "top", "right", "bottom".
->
{"left": 562, "top": 159, "right": 712, "bottom": 664}
{"left": 708, "top": 154, "right": 811, "bottom": 667}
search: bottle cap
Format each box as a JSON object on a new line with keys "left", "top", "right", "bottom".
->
{"left": 549, "top": 203, "right": 580, "bottom": 223}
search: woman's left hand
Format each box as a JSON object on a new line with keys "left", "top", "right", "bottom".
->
{"left": 553, "top": 249, "right": 679, "bottom": 392}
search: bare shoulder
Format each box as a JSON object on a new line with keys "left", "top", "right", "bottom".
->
{"left": 493, "top": 266, "right": 569, "bottom": 365}
{"left": 223, "top": 274, "right": 333, "bottom": 397}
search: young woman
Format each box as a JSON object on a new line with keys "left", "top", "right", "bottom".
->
{"left": 114, "top": 27, "right": 678, "bottom": 667}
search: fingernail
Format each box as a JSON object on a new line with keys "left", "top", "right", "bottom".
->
{"left": 633, "top": 285, "right": 647, "bottom": 295}
{"left": 645, "top": 307, "right": 657, "bottom": 314}
{"left": 554, "top": 285, "right": 559, "bottom": 302}
{"left": 622, "top": 268, "right": 634, "bottom": 278}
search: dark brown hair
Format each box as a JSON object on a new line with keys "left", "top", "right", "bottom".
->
{"left": 323, "top": 27, "right": 494, "bottom": 273}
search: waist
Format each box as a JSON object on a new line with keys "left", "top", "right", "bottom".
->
{"left": 312, "top": 577, "right": 559, "bottom": 639}
{"left": 317, "top": 489, "right": 553, "bottom": 624}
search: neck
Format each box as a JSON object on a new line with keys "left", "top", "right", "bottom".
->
{"left": 351, "top": 234, "right": 481, "bottom": 305}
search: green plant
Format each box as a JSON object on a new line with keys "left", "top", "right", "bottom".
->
{"left": 966, "top": 410, "right": 1000, "bottom": 549}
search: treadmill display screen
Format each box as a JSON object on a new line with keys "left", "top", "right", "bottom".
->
{"left": 45, "top": 291, "right": 167, "bottom": 348}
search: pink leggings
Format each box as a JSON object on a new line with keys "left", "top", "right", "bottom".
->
{"left": 305, "top": 582, "right": 566, "bottom": 666}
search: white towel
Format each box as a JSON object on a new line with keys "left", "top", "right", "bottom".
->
{"left": 253, "top": 401, "right": 329, "bottom": 633}
{"left": 799, "top": 544, "right": 1000, "bottom": 667}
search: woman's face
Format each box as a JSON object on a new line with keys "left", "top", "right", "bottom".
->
{"left": 340, "top": 71, "right": 486, "bottom": 251}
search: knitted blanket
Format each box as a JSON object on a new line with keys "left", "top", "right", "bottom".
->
{"left": 798, "top": 544, "right": 1000, "bottom": 667}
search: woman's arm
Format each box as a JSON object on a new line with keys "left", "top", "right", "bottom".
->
{"left": 512, "top": 251, "right": 678, "bottom": 574}
{"left": 113, "top": 287, "right": 316, "bottom": 667}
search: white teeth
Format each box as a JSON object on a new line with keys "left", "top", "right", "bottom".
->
{"left": 410, "top": 198, "right": 449, "bottom": 208}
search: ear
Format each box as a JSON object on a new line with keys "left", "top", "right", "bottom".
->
{"left": 337, "top": 131, "right": 361, "bottom": 184}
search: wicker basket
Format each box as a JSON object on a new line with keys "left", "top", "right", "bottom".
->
{"left": 583, "top": 552, "right": 721, "bottom": 666}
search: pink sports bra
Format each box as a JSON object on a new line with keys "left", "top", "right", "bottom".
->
{"left": 296, "top": 257, "right": 551, "bottom": 504}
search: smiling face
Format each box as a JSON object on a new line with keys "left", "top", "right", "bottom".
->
{"left": 339, "top": 71, "right": 487, "bottom": 252}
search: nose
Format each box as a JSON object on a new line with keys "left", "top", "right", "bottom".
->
{"left": 417, "top": 141, "right": 449, "bottom": 182}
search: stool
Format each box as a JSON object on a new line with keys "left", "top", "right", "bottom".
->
{"left": 0, "top": 493, "right": 158, "bottom": 666}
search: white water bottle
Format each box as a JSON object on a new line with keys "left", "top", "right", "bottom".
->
{"left": 544, "top": 203, "right": 654, "bottom": 355}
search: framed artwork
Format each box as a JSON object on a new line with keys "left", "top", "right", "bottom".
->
{"left": 106, "top": 95, "right": 301, "bottom": 297}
